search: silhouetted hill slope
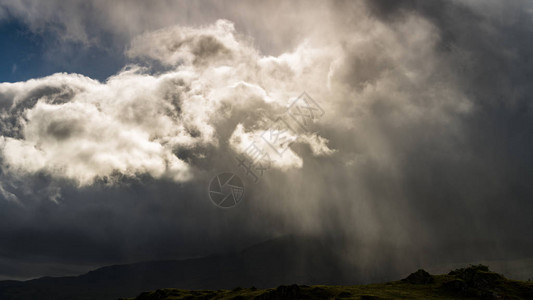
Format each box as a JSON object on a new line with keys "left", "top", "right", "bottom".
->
{"left": 0, "top": 236, "right": 358, "bottom": 300}
{"left": 0, "top": 236, "right": 531, "bottom": 300}
{"left": 125, "top": 265, "right": 533, "bottom": 300}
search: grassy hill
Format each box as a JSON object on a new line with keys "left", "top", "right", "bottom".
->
{"left": 123, "top": 265, "right": 533, "bottom": 300}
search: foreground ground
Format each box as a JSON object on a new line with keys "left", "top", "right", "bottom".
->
{"left": 123, "top": 265, "right": 533, "bottom": 300}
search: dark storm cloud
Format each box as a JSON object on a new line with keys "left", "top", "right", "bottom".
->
{"left": 0, "top": 172, "right": 285, "bottom": 280}
{"left": 0, "top": 0, "right": 531, "bottom": 281}
{"left": 362, "top": 0, "right": 533, "bottom": 238}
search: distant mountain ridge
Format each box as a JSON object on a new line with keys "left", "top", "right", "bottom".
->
{"left": 0, "top": 235, "right": 531, "bottom": 300}
{"left": 0, "top": 236, "right": 360, "bottom": 300}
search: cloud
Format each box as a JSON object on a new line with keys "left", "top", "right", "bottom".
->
{"left": 0, "top": 182, "right": 18, "bottom": 204}
{"left": 0, "top": 0, "right": 532, "bottom": 282}
{"left": 127, "top": 20, "right": 242, "bottom": 67}
{"left": 0, "top": 72, "right": 191, "bottom": 185}
{"left": 0, "top": 19, "right": 334, "bottom": 187}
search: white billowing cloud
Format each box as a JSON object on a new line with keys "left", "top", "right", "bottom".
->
{"left": 0, "top": 72, "right": 193, "bottom": 185}
{"left": 0, "top": 19, "right": 334, "bottom": 186}
{"left": 296, "top": 134, "right": 335, "bottom": 156}
{"left": 228, "top": 123, "right": 303, "bottom": 170}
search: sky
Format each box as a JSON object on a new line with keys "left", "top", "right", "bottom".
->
{"left": 0, "top": 0, "right": 532, "bottom": 281}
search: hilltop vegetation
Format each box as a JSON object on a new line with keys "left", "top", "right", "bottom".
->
{"left": 124, "top": 265, "right": 533, "bottom": 300}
